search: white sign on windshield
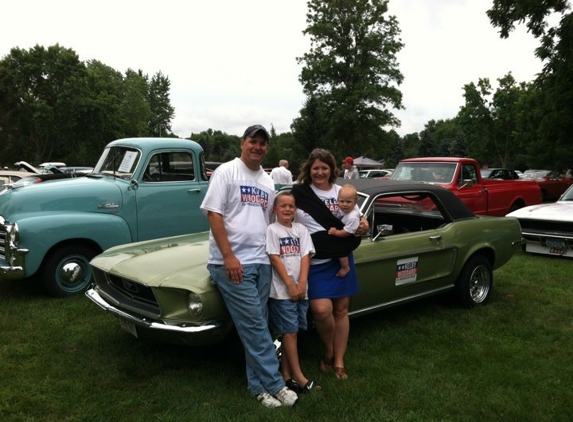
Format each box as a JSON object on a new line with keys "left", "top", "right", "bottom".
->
{"left": 118, "top": 151, "right": 138, "bottom": 173}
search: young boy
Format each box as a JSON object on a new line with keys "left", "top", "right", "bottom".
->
{"left": 328, "top": 184, "right": 361, "bottom": 277}
{"left": 266, "top": 192, "right": 320, "bottom": 393}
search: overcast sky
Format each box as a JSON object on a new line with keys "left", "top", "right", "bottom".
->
{"left": 2, "top": 0, "right": 548, "bottom": 139}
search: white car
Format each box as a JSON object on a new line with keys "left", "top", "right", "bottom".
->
{"left": 358, "top": 169, "right": 393, "bottom": 179}
{"left": 506, "top": 184, "right": 573, "bottom": 258}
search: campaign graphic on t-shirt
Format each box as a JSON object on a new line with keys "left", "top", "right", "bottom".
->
{"left": 322, "top": 197, "right": 339, "bottom": 213}
{"left": 280, "top": 236, "right": 301, "bottom": 257}
{"left": 240, "top": 185, "right": 270, "bottom": 209}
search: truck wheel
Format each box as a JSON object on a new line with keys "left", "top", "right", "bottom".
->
{"left": 42, "top": 244, "right": 99, "bottom": 297}
{"left": 454, "top": 255, "right": 492, "bottom": 308}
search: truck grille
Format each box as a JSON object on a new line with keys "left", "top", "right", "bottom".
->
{"left": 93, "top": 267, "right": 160, "bottom": 315}
{"left": 0, "top": 219, "right": 7, "bottom": 261}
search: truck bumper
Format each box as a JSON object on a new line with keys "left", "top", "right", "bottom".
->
{"left": 0, "top": 260, "right": 25, "bottom": 279}
{"left": 85, "top": 288, "right": 231, "bottom": 346}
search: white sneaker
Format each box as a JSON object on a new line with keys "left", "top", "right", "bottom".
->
{"left": 256, "top": 391, "right": 282, "bottom": 408}
{"left": 274, "top": 386, "right": 298, "bottom": 407}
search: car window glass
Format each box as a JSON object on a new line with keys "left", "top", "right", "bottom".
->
{"left": 370, "top": 193, "right": 447, "bottom": 239}
{"left": 144, "top": 151, "right": 195, "bottom": 182}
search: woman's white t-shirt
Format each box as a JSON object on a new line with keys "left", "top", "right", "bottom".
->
{"left": 200, "top": 158, "right": 275, "bottom": 265}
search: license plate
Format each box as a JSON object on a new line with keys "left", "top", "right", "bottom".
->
{"left": 119, "top": 318, "right": 138, "bottom": 338}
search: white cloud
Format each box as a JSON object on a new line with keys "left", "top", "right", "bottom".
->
{"left": 1, "top": 0, "right": 549, "bottom": 138}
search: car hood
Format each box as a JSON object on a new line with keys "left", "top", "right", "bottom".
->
{"left": 0, "top": 176, "right": 123, "bottom": 218}
{"left": 506, "top": 201, "right": 573, "bottom": 221}
{"left": 90, "top": 232, "right": 212, "bottom": 291}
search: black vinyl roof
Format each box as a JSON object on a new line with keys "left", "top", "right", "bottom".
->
{"left": 336, "top": 178, "right": 476, "bottom": 221}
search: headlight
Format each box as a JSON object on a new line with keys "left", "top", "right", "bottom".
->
{"left": 187, "top": 292, "right": 203, "bottom": 316}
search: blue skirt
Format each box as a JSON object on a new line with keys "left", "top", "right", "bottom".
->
{"left": 308, "top": 253, "right": 359, "bottom": 300}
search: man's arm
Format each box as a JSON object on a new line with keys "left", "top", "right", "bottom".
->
{"left": 207, "top": 211, "right": 243, "bottom": 284}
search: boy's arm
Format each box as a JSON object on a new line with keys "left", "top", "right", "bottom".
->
{"left": 297, "top": 254, "right": 310, "bottom": 299}
{"left": 269, "top": 254, "right": 299, "bottom": 300}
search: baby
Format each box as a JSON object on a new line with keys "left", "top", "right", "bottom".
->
{"left": 328, "top": 184, "right": 360, "bottom": 277}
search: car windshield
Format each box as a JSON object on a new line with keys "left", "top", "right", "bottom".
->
{"left": 92, "top": 147, "right": 141, "bottom": 179}
{"left": 560, "top": 185, "right": 573, "bottom": 201}
{"left": 390, "top": 162, "right": 456, "bottom": 184}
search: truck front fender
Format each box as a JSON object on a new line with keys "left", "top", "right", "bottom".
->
{"left": 14, "top": 212, "right": 134, "bottom": 277}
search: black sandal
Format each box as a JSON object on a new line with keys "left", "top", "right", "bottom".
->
{"left": 285, "top": 378, "right": 301, "bottom": 393}
{"left": 300, "top": 380, "right": 322, "bottom": 393}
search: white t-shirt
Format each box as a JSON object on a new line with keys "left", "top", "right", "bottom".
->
{"left": 340, "top": 208, "right": 361, "bottom": 234}
{"left": 269, "top": 166, "right": 293, "bottom": 184}
{"left": 200, "top": 157, "right": 275, "bottom": 265}
{"left": 294, "top": 183, "right": 360, "bottom": 264}
{"left": 266, "top": 221, "right": 315, "bottom": 300}
{"left": 294, "top": 184, "right": 342, "bottom": 235}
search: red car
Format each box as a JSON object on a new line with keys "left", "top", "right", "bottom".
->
{"left": 522, "top": 170, "right": 573, "bottom": 201}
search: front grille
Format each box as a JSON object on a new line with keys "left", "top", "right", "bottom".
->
{"left": 518, "top": 218, "right": 573, "bottom": 236}
{"left": 0, "top": 219, "right": 7, "bottom": 260}
{"left": 93, "top": 267, "right": 160, "bottom": 315}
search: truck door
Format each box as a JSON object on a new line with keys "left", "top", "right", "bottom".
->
{"left": 135, "top": 151, "right": 210, "bottom": 240}
{"left": 455, "top": 163, "right": 487, "bottom": 215}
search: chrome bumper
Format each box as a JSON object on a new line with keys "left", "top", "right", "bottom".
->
{"left": 85, "top": 288, "right": 222, "bottom": 334}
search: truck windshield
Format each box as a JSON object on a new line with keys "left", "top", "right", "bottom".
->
{"left": 390, "top": 162, "right": 457, "bottom": 184}
{"left": 92, "top": 147, "right": 141, "bottom": 179}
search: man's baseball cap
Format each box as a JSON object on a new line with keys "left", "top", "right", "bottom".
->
{"left": 342, "top": 156, "right": 354, "bottom": 164}
{"left": 242, "top": 124, "right": 270, "bottom": 141}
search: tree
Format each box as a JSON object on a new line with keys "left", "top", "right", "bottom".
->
{"left": 487, "top": 0, "right": 573, "bottom": 169}
{"left": 148, "top": 71, "right": 175, "bottom": 137}
{"left": 296, "top": 0, "right": 404, "bottom": 159}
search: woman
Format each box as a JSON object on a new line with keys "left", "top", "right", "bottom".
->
{"left": 291, "top": 148, "right": 368, "bottom": 380}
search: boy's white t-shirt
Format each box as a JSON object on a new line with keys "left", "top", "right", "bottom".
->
{"left": 200, "top": 157, "right": 275, "bottom": 265}
{"left": 266, "top": 221, "right": 315, "bottom": 300}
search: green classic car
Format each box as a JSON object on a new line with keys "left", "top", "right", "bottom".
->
{"left": 86, "top": 179, "right": 523, "bottom": 347}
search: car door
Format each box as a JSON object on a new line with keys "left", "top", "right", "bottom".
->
{"left": 349, "top": 193, "right": 458, "bottom": 315}
{"left": 454, "top": 163, "right": 488, "bottom": 215}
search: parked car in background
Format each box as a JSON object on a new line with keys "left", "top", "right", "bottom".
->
{"left": 522, "top": 169, "right": 573, "bottom": 201}
{"left": 506, "top": 184, "right": 573, "bottom": 258}
{"left": 86, "top": 179, "right": 522, "bottom": 347}
{"left": 359, "top": 169, "right": 393, "bottom": 179}
{"left": 480, "top": 168, "right": 521, "bottom": 180}
{"left": 0, "top": 170, "right": 33, "bottom": 193}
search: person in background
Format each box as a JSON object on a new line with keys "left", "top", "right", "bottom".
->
{"left": 266, "top": 191, "right": 320, "bottom": 393}
{"left": 292, "top": 148, "right": 368, "bottom": 381}
{"left": 270, "top": 159, "right": 294, "bottom": 185}
{"left": 327, "top": 184, "right": 361, "bottom": 278}
{"left": 342, "top": 157, "right": 359, "bottom": 179}
{"left": 200, "top": 124, "right": 298, "bottom": 408}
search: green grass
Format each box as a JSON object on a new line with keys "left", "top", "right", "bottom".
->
{"left": 1, "top": 250, "right": 572, "bottom": 422}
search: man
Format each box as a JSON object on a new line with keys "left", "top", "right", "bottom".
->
{"left": 342, "top": 156, "right": 359, "bottom": 179}
{"left": 200, "top": 124, "right": 298, "bottom": 408}
{"left": 269, "top": 159, "right": 293, "bottom": 184}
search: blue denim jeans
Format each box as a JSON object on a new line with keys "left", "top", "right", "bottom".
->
{"left": 208, "top": 263, "right": 284, "bottom": 396}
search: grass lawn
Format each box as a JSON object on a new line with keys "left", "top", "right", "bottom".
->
{"left": 1, "top": 250, "right": 572, "bottom": 422}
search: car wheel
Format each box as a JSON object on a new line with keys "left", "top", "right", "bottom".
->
{"left": 454, "top": 255, "right": 492, "bottom": 308}
{"left": 41, "top": 244, "right": 99, "bottom": 297}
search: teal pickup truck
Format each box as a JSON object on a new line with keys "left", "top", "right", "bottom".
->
{"left": 0, "top": 138, "right": 210, "bottom": 297}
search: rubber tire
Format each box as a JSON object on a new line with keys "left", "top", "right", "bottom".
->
{"left": 454, "top": 255, "right": 493, "bottom": 308}
{"left": 41, "top": 244, "right": 99, "bottom": 297}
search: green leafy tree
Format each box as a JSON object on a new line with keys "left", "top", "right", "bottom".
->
{"left": 0, "top": 44, "right": 87, "bottom": 163}
{"left": 487, "top": 0, "right": 573, "bottom": 169}
{"left": 148, "top": 71, "right": 175, "bottom": 137}
{"left": 296, "top": 0, "right": 404, "bottom": 160}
